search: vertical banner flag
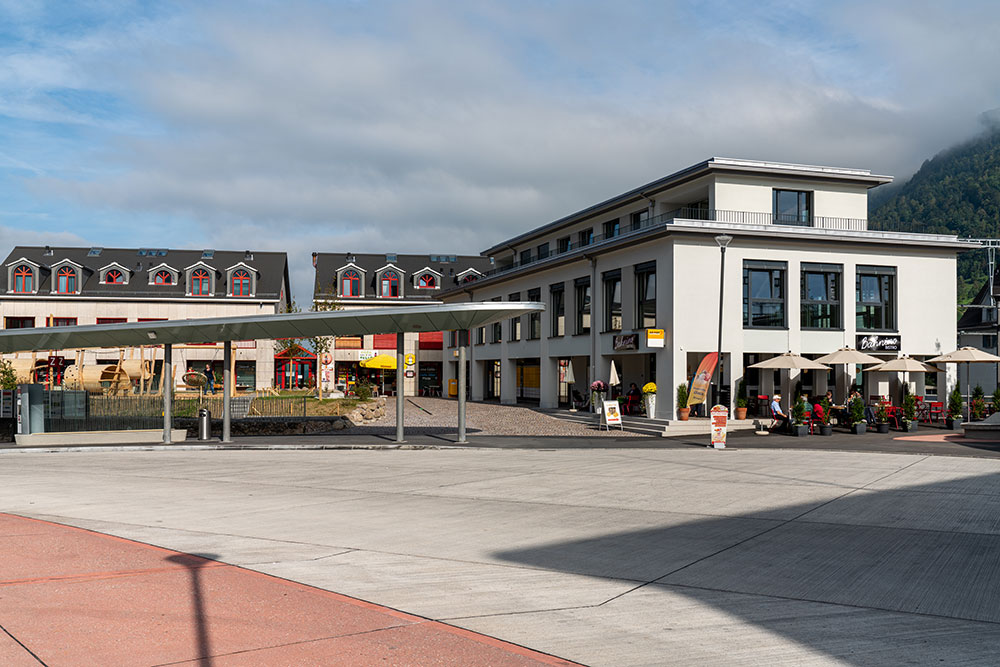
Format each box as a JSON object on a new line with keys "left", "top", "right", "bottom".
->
{"left": 686, "top": 353, "right": 718, "bottom": 407}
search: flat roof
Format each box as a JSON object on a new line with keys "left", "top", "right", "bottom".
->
{"left": 0, "top": 302, "right": 544, "bottom": 354}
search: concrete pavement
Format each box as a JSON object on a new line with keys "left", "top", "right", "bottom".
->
{"left": 3, "top": 447, "right": 1000, "bottom": 665}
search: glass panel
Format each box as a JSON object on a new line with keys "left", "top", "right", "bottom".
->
{"left": 750, "top": 270, "right": 771, "bottom": 299}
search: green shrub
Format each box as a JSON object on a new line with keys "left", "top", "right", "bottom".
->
{"left": 820, "top": 397, "right": 832, "bottom": 424}
{"left": 736, "top": 379, "right": 747, "bottom": 408}
{"left": 948, "top": 386, "right": 964, "bottom": 419}
{"left": 992, "top": 386, "right": 1000, "bottom": 414}
{"left": 355, "top": 381, "right": 373, "bottom": 401}
{"left": 875, "top": 402, "right": 888, "bottom": 423}
{"left": 791, "top": 397, "right": 807, "bottom": 425}
{"left": 0, "top": 359, "right": 16, "bottom": 390}
{"left": 849, "top": 397, "right": 865, "bottom": 425}
{"left": 676, "top": 383, "right": 689, "bottom": 408}
{"left": 903, "top": 392, "right": 917, "bottom": 422}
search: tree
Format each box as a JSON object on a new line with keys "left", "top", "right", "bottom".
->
{"left": 310, "top": 281, "right": 341, "bottom": 399}
{"left": 0, "top": 359, "right": 16, "bottom": 390}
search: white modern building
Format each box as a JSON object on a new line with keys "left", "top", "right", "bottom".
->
{"left": 440, "top": 158, "right": 971, "bottom": 419}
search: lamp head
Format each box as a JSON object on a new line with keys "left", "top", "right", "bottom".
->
{"left": 715, "top": 234, "right": 733, "bottom": 248}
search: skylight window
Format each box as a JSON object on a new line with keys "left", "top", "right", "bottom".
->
{"left": 87, "top": 247, "right": 103, "bottom": 257}
{"left": 386, "top": 253, "right": 397, "bottom": 262}
{"left": 202, "top": 250, "right": 215, "bottom": 259}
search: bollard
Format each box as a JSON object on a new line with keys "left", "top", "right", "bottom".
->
{"left": 198, "top": 408, "right": 212, "bottom": 441}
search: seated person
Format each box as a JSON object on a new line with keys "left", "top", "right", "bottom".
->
{"left": 572, "top": 389, "right": 589, "bottom": 410}
{"left": 770, "top": 393, "right": 790, "bottom": 432}
{"left": 812, "top": 400, "right": 826, "bottom": 424}
{"left": 625, "top": 382, "right": 642, "bottom": 414}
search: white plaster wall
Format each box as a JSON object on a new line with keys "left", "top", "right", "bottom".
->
{"left": 712, "top": 174, "right": 870, "bottom": 220}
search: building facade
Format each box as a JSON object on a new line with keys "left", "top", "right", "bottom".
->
{"left": 312, "top": 252, "right": 493, "bottom": 396}
{"left": 1, "top": 246, "right": 291, "bottom": 391}
{"left": 440, "top": 158, "right": 967, "bottom": 418}
{"left": 956, "top": 270, "right": 1000, "bottom": 395}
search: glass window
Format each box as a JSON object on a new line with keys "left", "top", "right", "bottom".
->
{"left": 55, "top": 266, "right": 77, "bottom": 294}
{"left": 743, "top": 261, "right": 786, "bottom": 328}
{"left": 801, "top": 264, "right": 841, "bottom": 329}
{"left": 527, "top": 288, "right": 541, "bottom": 339}
{"left": 604, "top": 273, "right": 622, "bottom": 331}
{"left": 856, "top": 266, "right": 896, "bottom": 331}
{"left": 96, "top": 317, "right": 125, "bottom": 324}
{"left": 50, "top": 317, "right": 77, "bottom": 327}
{"left": 341, "top": 270, "right": 360, "bottom": 296}
{"left": 575, "top": 279, "right": 591, "bottom": 334}
{"left": 557, "top": 237, "right": 570, "bottom": 254}
{"left": 603, "top": 219, "right": 620, "bottom": 239}
{"left": 630, "top": 210, "right": 648, "bottom": 231}
{"left": 380, "top": 270, "right": 400, "bottom": 297}
{"left": 231, "top": 269, "right": 252, "bottom": 296}
{"left": 520, "top": 249, "right": 532, "bottom": 265}
{"left": 578, "top": 229, "right": 593, "bottom": 247}
{"left": 550, "top": 283, "right": 565, "bottom": 336}
{"left": 476, "top": 327, "right": 485, "bottom": 344}
{"left": 635, "top": 265, "right": 656, "bottom": 329}
{"left": 5, "top": 317, "right": 34, "bottom": 329}
{"left": 13, "top": 265, "right": 33, "bottom": 293}
{"left": 537, "top": 243, "right": 550, "bottom": 260}
{"left": 509, "top": 293, "right": 521, "bottom": 341}
{"left": 417, "top": 273, "right": 436, "bottom": 288}
{"left": 191, "top": 268, "right": 211, "bottom": 296}
{"left": 491, "top": 298, "right": 502, "bottom": 342}
{"left": 773, "top": 190, "right": 812, "bottom": 226}
{"left": 104, "top": 269, "right": 124, "bottom": 284}
{"left": 154, "top": 270, "right": 173, "bottom": 285}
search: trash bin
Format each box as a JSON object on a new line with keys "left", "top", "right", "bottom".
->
{"left": 448, "top": 379, "right": 458, "bottom": 397}
{"left": 198, "top": 408, "right": 212, "bottom": 441}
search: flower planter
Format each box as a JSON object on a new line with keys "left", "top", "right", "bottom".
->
{"left": 677, "top": 407, "right": 690, "bottom": 421}
{"left": 644, "top": 395, "right": 656, "bottom": 418}
{"left": 735, "top": 407, "right": 748, "bottom": 420}
{"left": 819, "top": 425, "right": 833, "bottom": 436}
{"left": 947, "top": 417, "right": 963, "bottom": 431}
{"left": 791, "top": 424, "right": 809, "bottom": 437}
{"left": 876, "top": 423, "right": 890, "bottom": 434}
{"left": 904, "top": 420, "right": 919, "bottom": 432}
{"left": 851, "top": 422, "right": 867, "bottom": 435}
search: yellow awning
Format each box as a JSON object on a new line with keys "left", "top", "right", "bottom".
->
{"left": 360, "top": 354, "right": 396, "bottom": 370}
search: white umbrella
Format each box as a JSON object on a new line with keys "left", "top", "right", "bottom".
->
{"left": 815, "top": 347, "right": 882, "bottom": 404}
{"left": 748, "top": 353, "right": 830, "bottom": 371}
{"left": 927, "top": 347, "right": 1000, "bottom": 420}
{"left": 563, "top": 362, "right": 577, "bottom": 412}
{"left": 609, "top": 360, "right": 620, "bottom": 386}
{"left": 866, "top": 355, "right": 942, "bottom": 404}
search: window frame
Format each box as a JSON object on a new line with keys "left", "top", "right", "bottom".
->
{"left": 603, "top": 270, "right": 622, "bottom": 332}
{"left": 191, "top": 268, "right": 212, "bottom": 296}
{"left": 575, "top": 277, "right": 591, "bottom": 335}
{"left": 856, "top": 265, "right": 897, "bottom": 332}
{"left": 153, "top": 270, "right": 174, "bottom": 285}
{"left": 49, "top": 317, "right": 77, "bottom": 327}
{"left": 380, "top": 269, "right": 401, "bottom": 298}
{"left": 55, "top": 266, "right": 78, "bottom": 294}
{"left": 773, "top": 189, "right": 813, "bottom": 227}
{"left": 4, "top": 317, "right": 34, "bottom": 329}
{"left": 578, "top": 229, "right": 593, "bottom": 247}
{"left": 800, "top": 263, "right": 843, "bottom": 330}
{"left": 416, "top": 273, "right": 437, "bottom": 289}
{"left": 340, "top": 269, "right": 361, "bottom": 297}
{"left": 634, "top": 262, "right": 656, "bottom": 329}
{"left": 557, "top": 237, "right": 571, "bottom": 254}
{"left": 12, "top": 264, "right": 34, "bottom": 293}
{"left": 508, "top": 292, "right": 521, "bottom": 341}
{"left": 527, "top": 288, "right": 541, "bottom": 339}
{"left": 550, "top": 282, "right": 565, "bottom": 337}
{"left": 743, "top": 260, "right": 787, "bottom": 329}
{"left": 231, "top": 269, "right": 252, "bottom": 297}
{"left": 603, "top": 218, "right": 620, "bottom": 239}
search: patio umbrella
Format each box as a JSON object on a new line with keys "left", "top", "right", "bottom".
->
{"left": 563, "top": 362, "right": 577, "bottom": 412}
{"left": 748, "top": 353, "right": 830, "bottom": 371}
{"left": 360, "top": 354, "right": 397, "bottom": 395}
{"left": 609, "top": 360, "right": 620, "bottom": 387}
{"left": 814, "top": 348, "right": 882, "bottom": 403}
{"left": 865, "top": 355, "right": 942, "bottom": 403}
{"left": 927, "top": 347, "right": 1000, "bottom": 420}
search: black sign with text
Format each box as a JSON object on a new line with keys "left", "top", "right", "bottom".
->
{"left": 856, "top": 334, "right": 901, "bottom": 352}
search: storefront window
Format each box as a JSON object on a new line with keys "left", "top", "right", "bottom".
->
{"left": 743, "top": 260, "right": 786, "bottom": 328}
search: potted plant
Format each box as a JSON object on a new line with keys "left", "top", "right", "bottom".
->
{"left": 642, "top": 382, "right": 657, "bottom": 418}
{"left": 947, "top": 386, "right": 964, "bottom": 430}
{"left": 590, "top": 380, "right": 607, "bottom": 414}
{"left": 971, "top": 384, "right": 986, "bottom": 421}
{"left": 902, "top": 391, "right": 918, "bottom": 431}
{"left": 790, "top": 396, "right": 809, "bottom": 437}
{"left": 735, "top": 379, "right": 748, "bottom": 420}
{"left": 874, "top": 402, "right": 890, "bottom": 434}
{"left": 676, "top": 383, "right": 690, "bottom": 421}
{"left": 992, "top": 386, "right": 1000, "bottom": 417}
{"left": 819, "top": 396, "right": 833, "bottom": 436}
{"left": 849, "top": 396, "right": 867, "bottom": 434}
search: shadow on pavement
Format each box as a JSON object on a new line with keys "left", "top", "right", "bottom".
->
{"left": 166, "top": 552, "right": 221, "bottom": 666}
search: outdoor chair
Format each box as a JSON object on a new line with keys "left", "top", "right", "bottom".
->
{"left": 623, "top": 394, "right": 641, "bottom": 415}
{"left": 928, "top": 401, "right": 944, "bottom": 422}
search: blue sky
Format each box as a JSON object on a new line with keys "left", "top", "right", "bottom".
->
{"left": 2, "top": 0, "right": 1000, "bottom": 301}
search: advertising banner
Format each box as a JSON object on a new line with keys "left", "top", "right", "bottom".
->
{"left": 602, "top": 400, "right": 623, "bottom": 430}
{"left": 646, "top": 329, "right": 665, "bottom": 348}
{"left": 686, "top": 353, "right": 718, "bottom": 407}
{"left": 710, "top": 404, "right": 728, "bottom": 448}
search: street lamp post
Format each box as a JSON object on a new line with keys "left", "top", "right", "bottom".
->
{"left": 714, "top": 234, "right": 733, "bottom": 409}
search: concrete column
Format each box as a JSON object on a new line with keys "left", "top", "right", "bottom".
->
{"left": 539, "top": 355, "right": 559, "bottom": 409}
{"left": 470, "top": 353, "right": 484, "bottom": 401}
{"left": 499, "top": 357, "right": 516, "bottom": 405}
{"left": 457, "top": 330, "right": 468, "bottom": 443}
{"left": 395, "top": 332, "right": 405, "bottom": 443}
{"left": 222, "top": 340, "right": 232, "bottom": 443}
{"left": 162, "top": 343, "right": 173, "bottom": 444}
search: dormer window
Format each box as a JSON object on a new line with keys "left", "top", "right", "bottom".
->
{"left": 381, "top": 270, "right": 400, "bottom": 298}
{"left": 231, "top": 269, "right": 252, "bottom": 296}
{"left": 341, "top": 270, "right": 361, "bottom": 297}
{"left": 148, "top": 263, "right": 179, "bottom": 286}
{"left": 191, "top": 269, "right": 211, "bottom": 296}
{"left": 463, "top": 274, "right": 479, "bottom": 283}
{"left": 12, "top": 265, "right": 33, "bottom": 293}
{"left": 55, "top": 266, "right": 77, "bottom": 294}
{"left": 104, "top": 270, "right": 124, "bottom": 284}
{"left": 154, "top": 270, "right": 173, "bottom": 285}
{"left": 417, "top": 273, "right": 436, "bottom": 288}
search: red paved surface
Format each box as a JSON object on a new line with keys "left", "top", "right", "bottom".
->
{"left": 0, "top": 514, "right": 578, "bottom": 666}
{"left": 894, "top": 433, "right": 1000, "bottom": 444}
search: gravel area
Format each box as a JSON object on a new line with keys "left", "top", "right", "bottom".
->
{"left": 357, "top": 397, "right": 644, "bottom": 437}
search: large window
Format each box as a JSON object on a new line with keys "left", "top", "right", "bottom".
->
{"left": 630, "top": 209, "right": 648, "bottom": 231}
{"left": 550, "top": 283, "right": 565, "bottom": 336}
{"left": 603, "top": 218, "right": 620, "bottom": 239}
{"left": 635, "top": 262, "right": 656, "bottom": 329}
{"left": 857, "top": 265, "right": 896, "bottom": 331}
{"left": 575, "top": 277, "right": 591, "bottom": 334}
{"left": 153, "top": 270, "right": 173, "bottom": 285}
{"left": 603, "top": 270, "right": 622, "bottom": 331}
{"left": 231, "top": 269, "right": 252, "bottom": 296}
{"left": 557, "top": 237, "right": 570, "bottom": 254}
{"left": 341, "top": 270, "right": 360, "bottom": 297}
{"left": 55, "top": 266, "right": 77, "bottom": 294}
{"left": 578, "top": 229, "right": 593, "bottom": 247}
{"left": 50, "top": 317, "right": 77, "bottom": 327}
{"left": 12, "top": 265, "right": 33, "bottom": 293}
{"left": 491, "top": 298, "right": 502, "bottom": 342}
{"left": 527, "top": 288, "right": 541, "bottom": 339}
{"left": 380, "top": 270, "right": 400, "bottom": 297}
{"left": 537, "top": 243, "right": 550, "bottom": 260}
{"left": 520, "top": 249, "right": 532, "bottom": 265}
{"left": 417, "top": 273, "right": 436, "bottom": 288}
{"left": 509, "top": 292, "right": 521, "bottom": 341}
{"left": 801, "top": 263, "right": 842, "bottom": 329}
{"left": 191, "top": 269, "right": 211, "bottom": 296}
{"left": 104, "top": 269, "right": 124, "bottom": 284}
{"left": 4, "top": 317, "right": 33, "bottom": 329}
{"left": 743, "top": 261, "right": 786, "bottom": 328}
{"left": 773, "top": 190, "right": 812, "bottom": 226}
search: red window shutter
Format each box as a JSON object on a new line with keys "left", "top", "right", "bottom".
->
{"left": 418, "top": 331, "right": 442, "bottom": 350}
{"left": 372, "top": 334, "right": 396, "bottom": 349}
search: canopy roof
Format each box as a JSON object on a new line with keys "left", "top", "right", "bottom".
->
{"left": 0, "top": 302, "right": 545, "bottom": 354}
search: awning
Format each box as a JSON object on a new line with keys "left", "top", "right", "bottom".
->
{"left": 360, "top": 354, "right": 396, "bottom": 370}
{"left": 0, "top": 302, "right": 545, "bottom": 354}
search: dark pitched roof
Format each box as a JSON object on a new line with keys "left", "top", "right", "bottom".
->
{"left": 1, "top": 246, "right": 289, "bottom": 302}
{"left": 313, "top": 252, "right": 494, "bottom": 299}
{"left": 958, "top": 271, "right": 999, "bottom": 330}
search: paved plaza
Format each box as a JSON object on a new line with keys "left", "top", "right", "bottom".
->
{"left": 4, "top": 446, "right": 1000, "bottom": 665}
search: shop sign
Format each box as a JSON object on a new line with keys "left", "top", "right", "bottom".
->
{"left": 613, "top": 334, "right": 638, "bottom": 351}
{"left": 646, "top": 329, "right": 665, "bottom": 348}
{"left": 710, "top": 404, "right": 728, "bottom": 449}
{"left": 405, "top": 353, "right": 416, "bottom": 367}
{"left": 359, "top": 350, "right": 377, "bottom": 361}
{"left": 602, "top": 400, "right": 623, "bottom": 430}
{"left": 404, "top": 369, "right": 415, "bottom": 379}
{"left": 856, "top": 334, "right": 901, "bottom": 352}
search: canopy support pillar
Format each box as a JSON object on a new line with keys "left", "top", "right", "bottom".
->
{"left": 162, "top": 344, "right": 173, "bottom": 444}
{"left": 222, "top": 340, "right": 232, "bottom": 443}
{"left": 395, "top": 332, "right": 405, "bottom": 443}
{"left": 457, "top": 330, "right": 468, "bottom": 443}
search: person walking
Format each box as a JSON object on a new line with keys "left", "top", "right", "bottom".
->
{"left": 204, "top": 363, "right": 215, "bottom": 395}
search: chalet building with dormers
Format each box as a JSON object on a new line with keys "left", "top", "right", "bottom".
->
{"left": 312, "top": 252, "right": 493, "bottom": 396}
{"left": 1, "top": 246, "right": 291, "bottom": 390}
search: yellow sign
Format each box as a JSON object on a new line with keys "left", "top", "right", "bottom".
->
{"left": 646, "top": 329, "right": 665, "bottom": 348}
{"left": 405, "top": 353, "right": 416, "bottom": 367}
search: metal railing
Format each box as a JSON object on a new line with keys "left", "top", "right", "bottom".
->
{"left": 487, "top": 207, "right": 947, "bottom": 278}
